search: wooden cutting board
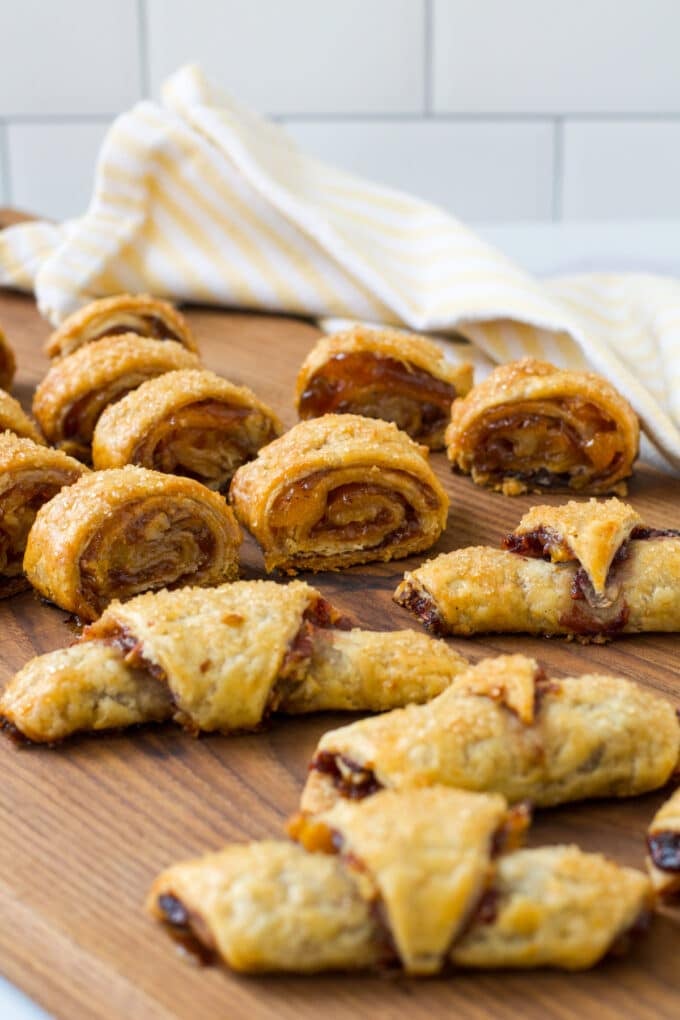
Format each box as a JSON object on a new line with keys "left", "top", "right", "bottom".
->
{"left": 1, "top": 268, "right": 680, "bottom": 1019}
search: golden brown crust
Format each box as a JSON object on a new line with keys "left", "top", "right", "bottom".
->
{"left": 291, "top": 787, "right": 514, "bottom": 974}
{"left": 0, "top": 326, "right": 16, "bottom": 391}
{"left": 0, "top": 432, "right": 88, "bottom": 596}
{"left": 1, "top": 580, "right": 467, "bottom": 742}
{"left": 395, "top": 503, "right": 680, "bottom": 639}
{"left": 23, "top": 466, "right": 241, "bottom": 621}
{"left": 0, "top": 641, "right": 172, "bottom": 743}
{"left": 147, "top": 791, "right": 652, "bottom": 974}
{"left": 32, "top": 334, "right": 200, "bottom": 461}
{"left": 646, "top": 787, "right": 680, "bottom": 897}
{"left": 92, "top": 368, "right": 282, "bottom": 490}
{"left": 301, "top": 654, "right": 679, "bottom": 813}
{"left": 0, "top": 391, "right": 45, "bottom": 445}
{"left": 45, "top": 294, "right": 198, "bottom": 359}
{"left": 230, "top": 414, "right": 449, "bottom": 573}
{"left": 445, "top": 358, "right": 640, "bottom": 496}
{"left": 296, "top": 327, "right": 473, "bottom": 449}
{"left": 510, "top": 497, "right": 641, "bottom": 595}
{"left": 451, "top": 846, "right": 652, "bottom": 971}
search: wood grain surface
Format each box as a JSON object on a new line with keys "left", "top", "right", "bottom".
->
{"left": 1, "top": 245, "right": 680, "bottom": 1018}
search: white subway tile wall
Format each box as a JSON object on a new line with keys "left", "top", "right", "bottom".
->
{"left": 1, "top": 0, "right": 679, "bottom": 223}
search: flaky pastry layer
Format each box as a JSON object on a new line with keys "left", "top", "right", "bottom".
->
{"left": 0, "top": 326, "right": 16, "bottom": 391}
{"left": 0, "top": 391, "right": 44, "bottom": 445}
{"left": 296, "top": 326, "right": 473, "bottom": 449}
{"left": 230, "top": 414, "right": 449, "bottom": 572}
{"left": 445, "top": 358, "right": 639, "bottom": 496}
{"left": 0, "top": 432, "right": 87, "bottom": 596}
{"left": 92, "top": 368, "right": 282, "bottom": 490}
{"left": 23, "top": 466, "right": 241, "bottom": 621}
{"left": 301, "top": 654, "right": 679, "bottom": 812}
{"left": 45, "top": 293, "right": 198, "bottom": 359}
{"left": 33, "top": 334, "right": 200, "bottom": 461}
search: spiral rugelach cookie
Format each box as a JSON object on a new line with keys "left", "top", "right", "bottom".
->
{"left": 0, "top": 433, "right": 87, "bottom": 597}
{"left": 394, "top": 498, "right": 680, "bottom": 640}
{"left": 295, "top": 326, "right": 473, "bottom": 449}
{"left": 0, "top": 325, "right": 16, "bottom": 391}
{"left": 92, "top": 369, "right": 282, "bottom": 491}
{"left": 230, "top": 415, "right": 449, "bottom": 572}
{"left": 646, "top": 788, "right": 680, "bottom": 898}
{"left": 45, "top": 293, "right": 198, "bottom": 360}
{"left": 22, "top": 466, "right": 241, "bottom": 621}
{"left": 0, "top": 390, "right": 45, "bottom": 445}
{"left": 0, "top": 580, "right": 468, "bottom": 743}
{"left": 300, "top": 654, "right": 679, "bottom": 814}
{"left": 445, "top": 358, "right": 639, "bottom": 496}
{"left": 32, "top": 334, "right": 200, "bottom": 461}
{"left": 147, "top": 787, "right": 652, "bottom": 975}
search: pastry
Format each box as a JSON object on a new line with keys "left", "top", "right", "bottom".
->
{"left": 33, "top": 334, "right": 200, "bottom": 462}
{"left": 646, "top": 788, "right": 680, "bottom": 897}
{"left": 300, "top": 654, "right": 679, "bottom": 813}
{"left": 23, "top": 466, "right": 241, "bottom": 621}
{"left": 45, "top": 293, "right": 198, "bottom": 360}
{"left": 295, "top": 326, "right": 473, "bottom": 449}
{"left": 230, "top": 414, "right": 449, "bottom": 572}
{"left": 92, "top": 368, "right": 282, "bottom": 490}
{"left": 0, "top": 390, "right": 45, "bottom": 445}
{"left": 394, "top": 498, "right": 680, "bottom": 639}
{"left": 147, "top": 787, "right": 652, "bottom": 974}
{"left": 0, "top": 325, "right": 16, "bottom": 390}
{"left": 0, "top": 580, "right": 467, "bottom": 742}
{"left": 445, "top": 358, "right": 639, "bottom": 496}
{"left": 0, "top": 433, "right": 87, "bottom": 597}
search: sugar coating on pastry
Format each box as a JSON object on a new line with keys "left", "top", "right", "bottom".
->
{"left": 147, "top": 791, "right": 652, "bottom": 974}
{"left": 289, "top": 786, "right": 517, "bottom": 974}
{"left": 33, "top": 334, "right": 200, "bottom": 461}
{"left": 92, "top": 368, "right": 282, "bottom": 490}
{"left": 395, "top": 500, "right": 680, "bottom": 639}
{"left": 0, "top": 642, "right": 172, "bottom": 744}
{"left": 451, "top": 845, "right": 653, "bottom": 971}
{"left": 0, "top": 325, "right": 16, "bottom": 391}
{"left": 445, "top": 358, "right": 640, "bottom": 496}
{"left": 0, "top": 390, "right": 45, "bottom": 445}
{"left": 505, "top": 497, "right": 642, "bottom": 595}
{"left": 296, "top": 326, "right": 473, "bottom": 449}
{"left": 23, "top": 465, "right": 241, "bottom": 621}
{"left": 230, "top": 413, "right": 449, "bottom": 572}
{"left": 0, "top": 432, "right": 88, "bottom": 596}
{"left": 646, "top": 786, "right": 680, "bottom": 897}
{"left": 301, "top": 654, "right": 680, "bottom": 813}
{"left": 45, "top": 293, "right": 198, "bottom": 359}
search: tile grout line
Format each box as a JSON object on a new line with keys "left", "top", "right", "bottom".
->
{"left": 0, "top": 120, "right": 11, "bottom": 206}
{"left": 423, "top": 0, "right": 433, "bottom": 115}
{"left": 137, "top": 0, "right": 151, "bottom": 97}
{"left": 552, "top": 117, "right": 564, "bottom": 221}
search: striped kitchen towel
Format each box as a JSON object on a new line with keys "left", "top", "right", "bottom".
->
{"left": 1, "top": 65, "right": 679, "bottom": 471}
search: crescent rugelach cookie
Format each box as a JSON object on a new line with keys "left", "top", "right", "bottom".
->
{"left": 45, "top": 293, "right": 198, "bottom": 360}
{"left": 230, "top": 414, "right": 449, "bottom": 573}
{"left": 0, "top": 325, "right": 16, "bottom": 391}
{"left": 394, "top": 498, "right": 680, "bottom": 640}
{"left": 300, "top": 654, "right": 679, "bottom": 814}
{"left": 92, "top": 369, "right": 282, "bottom": 491}
{"left": 147, "top": 787, "right": 652, "bottom": 975}
{"left": 295, "top": 326, "right": 473, "bottom": 449}
{"left": 0, "top": 580, "right": 468, "bottom": 743}
{"left": 646, "top": 788, "right": 680, "bottom": 898}
{"left": 23, "top": 466, "right": 241, "bottom": 621}
{"left": 0, "top": 390, "right": 45, "bottom": 445}
{"left": 0, "top": 433, "right": 88, "bottom": 597}
{"left": 32, "top": 334, "right": 200, "bottom": 462}
{"left": 445, "top": 358, "right": 639, "bottom": 496}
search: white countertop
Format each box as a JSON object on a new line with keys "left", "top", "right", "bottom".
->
{"left": 3, "top": 217, "right": 679, "bottom": 1020}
